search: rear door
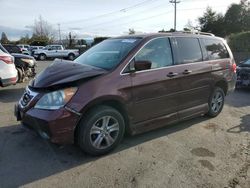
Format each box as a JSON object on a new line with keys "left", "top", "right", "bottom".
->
{"left": 129, "top": 37, "right": 181, "bottom": 124}
{"left": 172, "top": 37, "right": 213, "bottom": 119}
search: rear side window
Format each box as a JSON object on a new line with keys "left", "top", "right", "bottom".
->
{"left": 175, "top": 37, "right": 202, "bottom": 64}
{"left": 202, "top": 39, "right": 229, "bottom": 60}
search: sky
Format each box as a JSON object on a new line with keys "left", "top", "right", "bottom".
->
{"left": 0, "top": 0, "right": 241, "bottom": 40}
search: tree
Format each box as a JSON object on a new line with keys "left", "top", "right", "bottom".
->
{"left": 158, "top": 28, "right": 175, "bottom": 33}
{"left": 128, "top": 28, "right": 135, "bottom": 35}
{"left": 33, "top": 16, "right": 54, "bottom": 38}
{"left": 29, "top": 35, "right": 50, "bottom": 46}
{"left": 67, "top": 32, "right": 77, "bottom": 47}
{"left": 183, "top": 28, "right": 191, "bottom": 32}
{"left": 198, "top": 7, "right": 226, "bottom": 37}
{"left": 93, "top": 37, "right": 109, "bottom": 45}
{"left": 18, "top": 34, "right": 30, "bottom": 44}
{"left": 228, "top": 31, "right": 250, "bottom": 52}
{"left": 224, "top": 1, "right": 250, "bottom": 35}
{"left": 1, "top": 32, "right": 9, "bottom": 44}
{"left": 29, "top": 16, "right": 55, "bottom": 45}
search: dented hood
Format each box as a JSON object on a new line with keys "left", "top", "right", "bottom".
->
{"left": 30, "top": 59, "right": 107, "bottom": 89}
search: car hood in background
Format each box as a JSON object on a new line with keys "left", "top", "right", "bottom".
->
{"left": 30, "top": 59, "right": 107, "bottom": 89}
{"left": 12, "top": 53, "right": 34, "bottom": 59}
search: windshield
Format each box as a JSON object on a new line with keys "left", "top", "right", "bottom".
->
{"left": 243, "top": 59, "right": 250, "bottom": 65}
{"left": 74, "top": 38, "right": 141, "bottom": 70}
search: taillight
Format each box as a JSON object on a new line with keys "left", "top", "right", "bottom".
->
{"left": 0, "top": 55, "right": 13, "bottom": 64}
{"left": 231, "top": 63, "right": 237, "bottom": 73}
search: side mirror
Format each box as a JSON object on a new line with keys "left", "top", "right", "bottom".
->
{"left": 134, "top": 60, "right": 152, "bottom": 71}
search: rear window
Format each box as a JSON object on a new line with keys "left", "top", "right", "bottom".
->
{"left": 202, "top": 39, "right": 229, "bottom": 60}
{"left": 175, "top": 37, "right": 203, "bottom": 64}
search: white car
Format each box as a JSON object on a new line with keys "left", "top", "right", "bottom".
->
{"left": 0, "top": 48, "right": 17, "bottom": 87}
{"left": 33, "top": 45, "right": 79, "bottom": 60}
{"left": 17, "top": 44, "right": 31, "bottom": 55}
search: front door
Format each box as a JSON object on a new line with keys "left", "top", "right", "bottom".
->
{"left": 129, "top": 37, "right": 182, "bottom": 125}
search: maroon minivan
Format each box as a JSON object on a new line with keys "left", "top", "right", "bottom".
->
{"left": 15, "top": 33, "right": 236, "bottom": 155}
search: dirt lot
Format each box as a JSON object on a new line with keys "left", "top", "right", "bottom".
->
{"left": 0, "top": 61, "right": 249, "bottom": 188}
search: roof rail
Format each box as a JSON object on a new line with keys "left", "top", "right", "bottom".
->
{"left": 174, "top": 31, "right": 215, "bottom": 36}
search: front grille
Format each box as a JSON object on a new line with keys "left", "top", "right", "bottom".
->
{"left": 20, "top": 87, "right": 38, "bottom": 107}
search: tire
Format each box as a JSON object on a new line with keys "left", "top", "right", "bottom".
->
{"left": 39, "top": 54, "right": 46, "bottom": 61}
{"left": 68, "top": 53, "right": 75, "bottom": 60}
{"left": 78, "top": 105, "right": 125, "bottom": 156}
{"left": 16, "top": 67, "right": 24, "bottom": 83}
{"left": 207, "top": 87, "right": 225, "bottom": 117}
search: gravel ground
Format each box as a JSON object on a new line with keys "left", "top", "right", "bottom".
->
{"left": 0, "top": 60, "right": 249, "bottom": 188}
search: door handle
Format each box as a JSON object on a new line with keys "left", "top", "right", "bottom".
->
{"left": 182, "top": 70, "right": 192, "bottom": 74}
{"left": 167, "top": 72, "right": 178, "bottom": 78}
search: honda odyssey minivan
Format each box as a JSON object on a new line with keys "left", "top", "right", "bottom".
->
{"left": 15, "top": 32, "right": 236, "bottom": 155}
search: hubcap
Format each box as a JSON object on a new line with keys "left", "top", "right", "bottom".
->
{"left": 90, "top": 116, "right": 119, "bottom": 149}
{"left": 69, "top": 55, "right": 74, "bottom": 60}
{"left": 40, "top": 55, "right": 45, "bottom": 60}
{"left": 211, "top": 91, "right": 223, "bottom": 113}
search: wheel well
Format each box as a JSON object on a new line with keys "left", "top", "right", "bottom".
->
{"left": 68, "top": 53, "right": 75, "bottom": 56}
{"left": 215, "top": 80, "right": 228, "bottom": 95}
{"left": 74, "top": 100, "right": 130, "bottom": 144}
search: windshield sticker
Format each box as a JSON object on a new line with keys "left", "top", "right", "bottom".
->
{"left": 121, "top": 39, "right": 137, "bottom": 43}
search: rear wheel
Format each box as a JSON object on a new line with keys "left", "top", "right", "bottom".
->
{"left": 78, "top": 105, "right": 125, "bottom": 156}
{"left": 39, "top": 54, "right": 46, "bottom": 61}
{"left": 207, "top": 87, "right": 225, "bottom": 117}
{"left": 68, "top": 53, "right": 75, "bottom": 60}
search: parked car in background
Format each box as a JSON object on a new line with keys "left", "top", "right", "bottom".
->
{"left": 33, "top": 45, "right": 79, "bottom": 60}
{"left": 3, "top": 44, "right": 22, "bottom": 53}
{"left": 17, "top": 44, "right": 30, "bottom": 55}
{"left": 0, "top": 44, "right": 36, "bottom": 83}
{"left": 236, "top": 59, "right": 250, "bottom": 88}
{"left": 30, "top": 46, "right": 44, "bottom": 56}
{"left": 15, "top": 32, "right": 236, "bottom": 155}
{"left": 0, "top": 47, "right": 17, "bottom": 87}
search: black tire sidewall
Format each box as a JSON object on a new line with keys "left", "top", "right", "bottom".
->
{"left": 39, "top": 54, "right": 46, "bottom": 60}
{"left": 16, "top": 67, "right": 23, "bottom": 83}
{"left": 78, "top": 106, "right": 125, "bottom": 156}
{"left": 68, "top": 54, "right": 75, "bottom": 60}
{"left": 207, "top": 87, "right": 225, "bottom": 117}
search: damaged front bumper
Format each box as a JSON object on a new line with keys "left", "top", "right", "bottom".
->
{"left": 14, "top": 87, "right": 81, "bottom": 144}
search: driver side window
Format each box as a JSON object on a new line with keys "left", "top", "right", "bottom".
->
{"left": 134, "top": 37, "right": 173, "bottom": 70}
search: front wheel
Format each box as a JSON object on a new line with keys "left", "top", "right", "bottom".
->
{"left": 78, "top": 106, "right": 125, "bottom": 156}
{"left": 207, "top": 87, "right": 225, "bottom": 117}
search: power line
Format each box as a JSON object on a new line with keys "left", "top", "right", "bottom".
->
{"left": 76, "top": 5, "right": 228, "bottom": 31}
{"left": 57, "top": 0, "right": 160, "bottom": 26}
{"left": 61, "top": 1, "right": 172, "bottom": 31}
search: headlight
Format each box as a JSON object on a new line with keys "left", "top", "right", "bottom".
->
{"left": 34, "top": 87, "right": 77, "bottom": 110}
{"left": 21, "top": 58, "right": 35, "bottom": 66}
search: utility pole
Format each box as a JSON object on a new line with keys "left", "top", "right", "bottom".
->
{"left": 58, "top": 23, "right": 62, "bottom": 44}
{"left": 170, "top": 0, "right": 180, "bottom": 31}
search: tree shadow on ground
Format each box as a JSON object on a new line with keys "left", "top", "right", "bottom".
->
{"left": 225, "top": 89, "right": 250, "bottom": 108}
{"left": 0, "top": 87, "right": 25, "bottom": 103}
{"left": 227, "top": 114, "right": 250, "bottom": 133}
{"left": 0, "top": 116, "right": 208, "bottom": 187}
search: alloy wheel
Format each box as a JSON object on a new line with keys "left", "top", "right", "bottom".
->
{"left": 211, "top": 91, "right": 223, "bottom": 113}
{"left": 90, "top": 116, "right": 119, "bottom": 150}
